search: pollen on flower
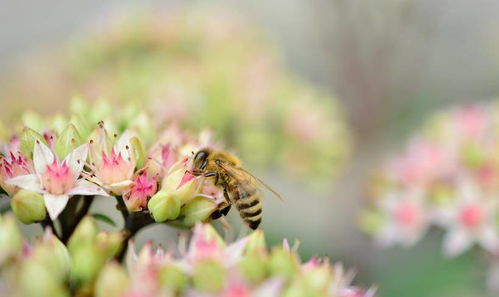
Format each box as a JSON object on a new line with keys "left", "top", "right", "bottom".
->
{"left": 41, "top": 160, "right": 75, "bottom": 195}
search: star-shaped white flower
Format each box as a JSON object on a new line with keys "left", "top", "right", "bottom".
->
{"left": 438, "top": 178, "right": 499, "bottom": 257}
{"left": 7, "top": 140, "right": 108, "bottom": 220}
{"left": 375, "top": 187, "right": 429, "bottom": 247}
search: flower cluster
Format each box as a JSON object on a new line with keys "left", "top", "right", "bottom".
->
{"left": 0, "top": 104, "right": 231, "bottom": 235}
{"left": 0, "top": 6, "right": 351, "bottom": 187}
{"left": 360, "top": 103, "right": 499, "bottom": 289}
{"left": 0, "top": 217, "right": 376, "bottom": 297}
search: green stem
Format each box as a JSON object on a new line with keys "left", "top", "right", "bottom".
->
{"left": 115, "top": 211, "right": 155, "bottom": 262}
{"left": 115, "top": 196, "right": 129, "bottom": 220}
{"left": 61, "top": 196, "right": 95, "bottom": 243}
{"left": 40, "top": 216, "right": 60, "bottom": 239}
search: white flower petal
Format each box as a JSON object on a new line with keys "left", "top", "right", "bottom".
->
{"left": 67, "top": 179, "right": 110, "bottom": 197}
{"left": 63, "top": 144, "right": 88, "bottom": 179}
{"left": 44, "top": 194, "right": 69, "bottom": 220}
{"left": 116, "top": 131, "right": 133, "bottom": 160}
{"left": 225, "top": 237, "right": 248, "bottom": 267}
{"left": 6, "top": 174, "right": 42, "bottom": 193}
{"left": 443, "top": 227, "right": 473, "bottom": 257}
{"left": 108, "top": 180, "right": 133, "bottom": 195}
{"left": 33, "top": 140, "right": 55, "bottom": 174}
{"left": 477, "top": 225, "right": 499, "bottom": 253}
{"left": 253, "top": 278, "right": 284, "bottom": 297}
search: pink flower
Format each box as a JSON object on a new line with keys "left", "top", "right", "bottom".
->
{"left": 184, "top": 224, "right": 248, "bottom": 268}
{"left": 388, "top": 140, "right": 453, "bottom": 187}
{"left": 438, "top": 179, "right": 499, "bottom": 257}
{"left": 124, "top": 173, "right": 158, "bottom": 211}
{"left": 375, "top": 187, "right": 429, "bottom": 247}
{"left": 0, "top": 152, "right": 34, "bottom": 196}
{"left": 6, "top": 140, "right": 108, "bottom": 220}
{"left": 87, "top": 129, "right": 137, "bottom": 195}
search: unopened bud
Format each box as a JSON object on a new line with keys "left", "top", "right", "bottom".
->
{"left": 269, "top": 247, "right": 299, "bottom": 279}
{"left": 159, "top": 265, "right": 189, "bottom": 293}
{"left": 19, "top": 261, "right": 69, "bottom": 297}
{"left": 192, "top": 260, "right": 227, "bottom": 293}
{"left": 20, "top": 127, "right": 45, "bottom": 157}
{"left": 67, "top": 216, "right": 98, "bottom": 254}
{"left": 180, "top": 196, "right": 217, "bottom": 227}
{"left": 55, "top": 124, "right": 82, "bottom": 159}
{"left": 95, "top": 231, "right": 124, "bottom": 258}
{"left": 238, "top": 254, "right": 268, "bottom": 284}
{"left": 95, "top": 261, "right": 129, "bottom": 297}
{"left": 11, "top": 189, "right": 46, "bottom": 224}
{"left": 245, "top": 230, "right": 267, "bottom": 255}
{"left": 0, "top": 214, "right": 22, "bottom": 264}
{"left": 148, "top": 190, "right": 181, "bottom": 222}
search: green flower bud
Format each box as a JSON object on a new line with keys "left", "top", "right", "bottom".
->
{"left": 20, "top": 127, "right": 45, "bottom": 157}
{"left": 303, "top": 265, "right": 332, "bottom": 293}
{"left": 70, "top": 114, "right": 91, "bottom": 140}
{"left": 269, "top": 247, "right": 299, "bottom": 279}
{"left": 19, "top": 261, "right": 69, "bottom": 297}
{"left": 95, "top": 231, "right": 124, "bottom": 258}
{"left": 70, "top": 245, "right": 105, "bottom": 284}
{"left": 159, "top": 265, "right": 189, "bottom": 293}
{"left": 32, "top": 230, "right": 71, "bottom": 278}
{"left": 180, "top": 196, "right": 217, "bottom": 227}
{"left": 282, "top": 279, "right": 312, "bottom": 297}
{"left": 238, "top": 253, "right": 268, "bottom": 284}
{"left": 68, "top": 216, "right": 99, "bottom": 254}
{"left": 148, "top": 190, "right": 181, "bottom": 222}
{"left": 95, "top": 262, "right": 129, "bottom": 297}
{"left": 0, "top": 214, "right": 22, "bottom": 264}
{"left": 245, "top": 230, "right": 267, "bottom": 255}
{"left": 161, "top": 168, "right": 198, "bottom": 204}
{"left": 11, "top": 189, "right": 46, "bottom": 224}
{"left": 192, "top": 260, "right": 227, "bottom": 293}
{"left": 55, "top": 124, "right": 83, "bottom": 159}
{"left": 130, "top": 135, "right": 146, "bottom": 169}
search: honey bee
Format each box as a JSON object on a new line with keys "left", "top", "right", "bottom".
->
{"left": 191, "top": 148, "right": 281, "bottom": 229}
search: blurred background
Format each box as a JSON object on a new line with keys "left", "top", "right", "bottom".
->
{"left": 1, "top": 0, "right": 498, "bottom": 296}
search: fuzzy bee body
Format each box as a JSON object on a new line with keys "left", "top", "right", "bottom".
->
{"left": 192, "top": 148, "right": 276, "bottom": 230}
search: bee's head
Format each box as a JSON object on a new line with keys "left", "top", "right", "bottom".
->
{"left": 192, "top": 148, "right": 210, "bottom": 173}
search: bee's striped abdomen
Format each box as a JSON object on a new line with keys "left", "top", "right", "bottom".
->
{"left": 230, "top": 183, "right": 262, "bottom": 230}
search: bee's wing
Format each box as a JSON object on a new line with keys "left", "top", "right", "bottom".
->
{"left": 217, "top": 162, "right": 282, "bottom": 200}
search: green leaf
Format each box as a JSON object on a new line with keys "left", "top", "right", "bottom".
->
{"left": 91, "top": 213, "right": 116, "bottom": 227}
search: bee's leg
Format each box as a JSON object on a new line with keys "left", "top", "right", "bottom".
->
{"left": 211, "top": 199, "right": 232, "bottom": 219}
{"left": 221, "top": 189, "right": 232, "bottom": 216}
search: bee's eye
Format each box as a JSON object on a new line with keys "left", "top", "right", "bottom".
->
{"left": 194, "top": 151, "right": 208, "bottom": 169}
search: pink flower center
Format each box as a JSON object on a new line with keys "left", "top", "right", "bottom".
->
{"left": 41, "top": 160, "right": 74, "bottom": 195}
{"left": 223, "top": 282, "right": 251, "bottom": 297}
{"left": 160, "top": 145, "right": 176, "bottom": 170}
{"left": 97, "top": 149, "right": 132, "bottom": 184}
{"left": 191, "top": 236, "right": 222, "bottom": 262}
{"left": 0, "top": 153, "right": 33, "bottom": 179}
{"left": 394, "top": 201, "right": 420, "bottom": 227}
{"left": 126, "top": 174, "right": 158, "bottom": 210}
{"left": 459, "top": 204, "right": 483, "bottom": 228}
{"left": 178, "top": 171, "right": 195, "bottom": 189}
